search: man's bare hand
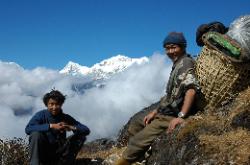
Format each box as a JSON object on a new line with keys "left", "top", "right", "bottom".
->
{"left": 50, "top": 122, "right": 76, "bottom": 132}
{"left": 167, "top": 118, "right": 184, "bottom": 133}
{"left": 63, "top": 124, "right": 77, "bottom": 131}
{"left": 50, "top": 122, "right": 67, "bottom": 131}
{"left": 143, "top": 110, "right": 157, "bottom": 126}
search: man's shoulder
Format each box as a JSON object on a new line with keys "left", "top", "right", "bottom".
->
{"left": 182, "top": 54, "right": 195, "bottom": 62}
{"left": 62, "top": 112, "right": 75, "bottom": 119}
{"left": 181, "top": 54, "right": 195, "bottom": 66}
{"left": 37, "top": 109, "right": 47, "bottom": 113}
{"left": 33, "top": 109, "right": 48, "bottom": 116}
{"left": 61, "top": 112, "right": 78, "bottom": 123}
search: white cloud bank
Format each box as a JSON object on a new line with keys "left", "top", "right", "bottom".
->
{"left": 0, "top": 53, "right": 172, "bottom": 141}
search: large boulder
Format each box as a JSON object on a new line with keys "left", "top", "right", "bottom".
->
{"left": 76, "top": 138, "right": 115, "bottom": 164}
{"left": 116, "top": 101, "right": 160, "bottom": 147}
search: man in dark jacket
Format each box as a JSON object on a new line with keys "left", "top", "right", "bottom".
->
{"left": 115, "top": 32, "right": 199, "bottom": 165}
{"left": 25, "top": 90, "right": 90, "bottom": 165}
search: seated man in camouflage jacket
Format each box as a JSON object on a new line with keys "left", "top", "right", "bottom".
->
{"left": 116, "top": 32, "right": 199, "bottom": 165}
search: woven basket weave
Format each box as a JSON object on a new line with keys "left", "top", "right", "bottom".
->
{"left": 195, "top": 33, "right": 250, "bottom": 109}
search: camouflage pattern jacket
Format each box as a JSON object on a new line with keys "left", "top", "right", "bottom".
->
{"left": 158, "top": 54, "right": 199, "bottom": 117}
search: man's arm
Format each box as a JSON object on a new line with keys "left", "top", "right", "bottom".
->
{"left": 64, "top": 114, "right": 90, "bottom": 135}
{"left": 66, "top": 121, "right": 90, "bottom": 135}
{"left": 144, "top": 109, "right": 158, "bottom": 126}
{"left": 178, "top": 88, "right": 196, "bottom": 116}
{"left": 167, "top": 88, "right": 196, "bottom": 133}
{"left": 25, "top": 111, "right": 50, "bottom": 135}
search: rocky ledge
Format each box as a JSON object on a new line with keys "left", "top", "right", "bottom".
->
{"left": 78, "top": 87, "right": 250, "bottom": 165}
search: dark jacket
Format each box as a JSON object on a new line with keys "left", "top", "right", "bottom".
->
{"left": 25, "top": 110, "right": 90, "bottom": 143}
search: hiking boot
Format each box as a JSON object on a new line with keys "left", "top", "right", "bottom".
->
{"left": 115, "top": 158, "right": 131, "bottom": 165}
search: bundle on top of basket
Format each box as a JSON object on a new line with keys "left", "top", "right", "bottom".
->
{"left": 195, "top": 31, "right": 250, "bottom": 111}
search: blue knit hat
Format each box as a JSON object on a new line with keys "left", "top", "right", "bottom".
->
{"left": 163, "top": 32, "right": 187, "bottom": 47}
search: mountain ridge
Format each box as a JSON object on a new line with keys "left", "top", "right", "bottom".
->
{"left": 59, "top": 54, "right": 149, "bottom": 79}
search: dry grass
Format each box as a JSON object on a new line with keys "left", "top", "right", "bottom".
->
{"left": 171, "top": 87, "right": 250, "bottom": 164}
{"left": 228, "top": 87, "right": 250, "bottom": 120}
{"left": 176, "top": 115, "right": 227, "bottom": 140}
{"left": 199, "top": 129, "right": 250, "bottom": 164}
{"left": 0, "top": 137, "right": 29, "bottom": 165}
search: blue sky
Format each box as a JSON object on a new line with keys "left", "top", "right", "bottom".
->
{"left": 0, "top": 0, "right": 249, "bottom": 69}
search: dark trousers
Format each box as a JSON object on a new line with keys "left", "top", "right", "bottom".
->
{"left": 29, "top": 132, "right": 86, "bottom": 165}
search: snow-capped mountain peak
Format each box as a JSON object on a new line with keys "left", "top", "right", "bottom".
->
{"left": 59, "top": 61, "right": 90, "bottom": 76}
{"left": 60, "top": 55, "right": 149, "bottom": 79}
{"left": 91, "top": 54, "right": 149, "bottom": 75}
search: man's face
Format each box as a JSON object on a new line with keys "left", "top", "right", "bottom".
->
{"left": 164, "top": 44, "right": 184, "bottom": 62}
{"left": 47, "top": 98, "right": 62, "bottom": 116}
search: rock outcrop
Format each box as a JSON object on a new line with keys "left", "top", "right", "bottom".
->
{"left": 77, "top": 138, "right": 115, "bottom": 164}
{"left": 77, "top": 84, "right": 250, "bottom": 165}
{"left": 147, "top": 113, "right": 250, "bottom": 164}
{"left": 102, "top": 87, "right": 250, "bottom": 165}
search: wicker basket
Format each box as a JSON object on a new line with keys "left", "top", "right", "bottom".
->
{"left": 195, "top": 32, "right": 250, "bottom": 109}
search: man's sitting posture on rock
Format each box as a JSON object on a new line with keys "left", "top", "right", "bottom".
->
{"left": 25, "top": 90, "right": 90, "bottom": 165}
{"left": 115, "top": 32, "right": 199, "bottom": 165}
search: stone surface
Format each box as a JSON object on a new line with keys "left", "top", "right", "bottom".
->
{"left": 78, "top": 88, "right": 250, "bottom": 165}
{"left": 231, "top": 109, "right": 250, "bottom": 130}
{"left": 116, "top": 101, "right": 160, "bottom": 147}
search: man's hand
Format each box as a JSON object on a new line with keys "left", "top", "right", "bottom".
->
{"left": 50, "top": 122, "right": 66, "bottom": 131}
{"left": 50, "top": 122, "right": 76, "bottom": 132}
{"left": 63, "top": 124, "right": 77, "bottom": 131}
{"left": 143, "top": 110, "right": 157, "bottom": 126}
{"left": 167, "top": 118, "right": 184, "bottom": 133}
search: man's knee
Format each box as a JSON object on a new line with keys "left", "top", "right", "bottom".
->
{"left": 66, "top": 133, "right": 87, "bottom": 148}
{"left": 72, "top": 132, "right": 86, "bottom": 141}
{"left": 29, "top": 132, "right": 44, "bottom": 142}
{"left": 128, "top": 115, "right": 145, "bottom": 136}
{"left": 128, "top": 124, "right": 141, "bottom": 136}
{"left": 75, "top": 134, "right": 86, "bottom": 147}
